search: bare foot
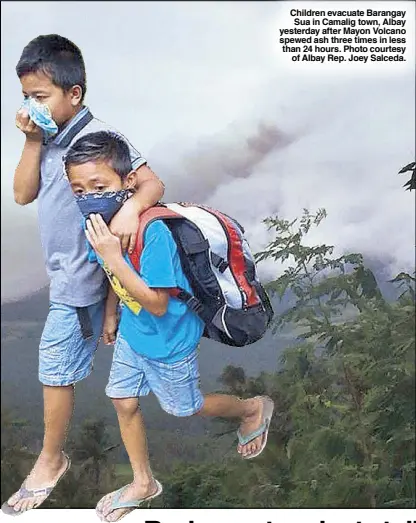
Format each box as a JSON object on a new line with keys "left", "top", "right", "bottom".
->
{"left": 237, "top": 397, "right": 270, "bottom": 458}
{"left": 97, "top": 480, "right": 159, "bottom": 522}
{"left": 7, "top": 452, "right": 68, "bottom": 513}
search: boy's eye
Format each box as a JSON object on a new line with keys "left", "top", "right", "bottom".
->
{"left": 74, "top": 189, "right": 84, "bottom": 195}
{"left": 95, "top": 185, "right": 106, "bottom": 192}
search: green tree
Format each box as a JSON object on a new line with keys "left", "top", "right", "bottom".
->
{"left": 398, "top": 161, "right": 415, "bottom": 191}
{"left": 218, "top": 209, "right": 415, "bottom": 508}
{"left": 1, "top": 410, "right": 34, "bottom": 502}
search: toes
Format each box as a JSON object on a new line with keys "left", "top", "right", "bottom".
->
{"left": 101, "top": 498, "right": 114, "bottom": 518}
{"left": 7, "top": 491, "right": 22, "bottom": 506}
{"left": 107, "top": 510, "right": 118, "bottom": 522}
{"left": 240, "top": 436, "right": 262, "bottom": 457}
{"left": 245, "top": 442, "right": 254, "bottom": 456}
{"left": 97, "top": 495, "right": 110, "bottom": 514}
{"left": 22, "top": 499, "right": 33, "bottom": 512}
{"left": 14, "top": 500, "right": 26, "bottom": 513}
{"left": 31, "top": 496, "right": 45, "bottom": 510}
{"left": 26, "top": 499, "right": 36, "bottom": 511}
{"left": 251, "top": 438, "right": 260, "bottom": 454}
{"left": 105, "top": 508, "right": 116, "bottom": 522}
{"left": 108, "top": 508, "right": 127, "bottom": 522}
{"left": 12, "top": 499, "right": 24, "bottom": 513}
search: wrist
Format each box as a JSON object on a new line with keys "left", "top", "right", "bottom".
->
{"left": 106, "top": 253, "right": 125, "bottom": 275}
{"left": 127, "top": 193, "right": 146, "bottom": 214}
{"left": 25, "top": 135, "right": 43, "bottom": 146}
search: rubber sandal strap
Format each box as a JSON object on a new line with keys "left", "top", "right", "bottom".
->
{"left": 109, "top": 480, "right": 163, "bottom": 511}
{"left": 237, "top": 421, "right": 267, "bottom": 446}
{"left": 1, "top": 453, "right": 71, "bottom": 516}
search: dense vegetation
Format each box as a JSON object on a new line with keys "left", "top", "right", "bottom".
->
{"left": 1, "top": 209, "right": 415, "bottom": 509}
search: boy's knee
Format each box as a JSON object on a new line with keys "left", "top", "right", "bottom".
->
{"left": 111, "top": 397, "right": 140, "bottom": 418}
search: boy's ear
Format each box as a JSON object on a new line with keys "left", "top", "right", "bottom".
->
{"left": 124, "top": 170, "right": 137, "bottom": 190}
{"left": 70, "top": 85, "right": 83, "bottom": 106}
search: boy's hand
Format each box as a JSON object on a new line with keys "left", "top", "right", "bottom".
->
{"left": 85, "top": 214, "right": 123, "bottom": 266}
{"left": 15, "top": 108, "right": 43, "bottom": 142}
{"left": 109, "top": 197, "right": 139, "bottom": 254}
{"left": 102, "top": 313, "right": 118, "bottom": 345}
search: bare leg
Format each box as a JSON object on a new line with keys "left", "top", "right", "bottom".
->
{"left": 8, "top": 385, "right": 74, "bottom": 512}
{"left": 198, "top": 394, "right": 268, "bottom": 458}
{"left": 97, "top": 398, "right": 158, "bottom": 522}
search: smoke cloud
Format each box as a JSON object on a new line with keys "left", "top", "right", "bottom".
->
{"left": 1, "top": 2, "right": 414, "bottom": 303}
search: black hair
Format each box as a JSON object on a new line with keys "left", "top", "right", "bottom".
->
{"left": 16, "top": 34, "right": 87, "bottom": 102}
{"left": 64, "top": 131, "right": 133, "bottom": 179}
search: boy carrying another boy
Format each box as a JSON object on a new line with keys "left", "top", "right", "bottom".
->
{"left": 2, "top": 35, "right": 164, "bottom": 516}
{"left": 64, "top": 131, "right": 274, "bottom": 522}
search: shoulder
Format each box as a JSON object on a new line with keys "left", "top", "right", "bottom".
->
{"left": 140, "top": 220, "right": 177, "bottom": 269}
{"left": 76, "top": 119, "right": 143, "bottom": 166}
{"left": 73, "top": 118, "right": 133, "bottom": 144}
{"left": 144, "top": 220, "right": 172, "bottom": 241}
{"left": 78, "top": 118, "right": 120, "bottom": 135}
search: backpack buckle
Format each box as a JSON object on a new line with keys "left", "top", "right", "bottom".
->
{"left": 186, "top": 296, "right": 204, "bottom": 315}
{"left": 175, "top": 289, "right": 204, "bottom": 315}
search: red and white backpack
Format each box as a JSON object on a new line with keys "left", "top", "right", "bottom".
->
{"left": 129, "top": 203, "right": 274, "bottom": 347}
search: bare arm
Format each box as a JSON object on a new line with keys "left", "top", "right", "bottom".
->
{"left": 14, "top": 139, "right": 42, "bottom": 205}
{"left": 105, "top": 256, "right": 169, "bottom": 317}
{"left": 105, "top": 285, "right": 120, "bottom": 317}
{"left": 102, "top": 286, "right": 120, "bottom": 345}
{"left": 13, "top": 109, "right": 43, "bottom": 206}
{"left": 130, "top": 164, "right": 165, "bottom": 213}
{"left": 109, "top": 164, "right": 165, "bottom": 253}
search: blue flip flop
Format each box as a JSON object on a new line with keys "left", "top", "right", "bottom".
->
{"left": 237, "top": 396, "right": 274, "bottom": 460}
{"left": 1, "top": 453, "right": 71, "bottom": 516}
{"left": 97, "top": 479, "right": 163, "bottom": 522}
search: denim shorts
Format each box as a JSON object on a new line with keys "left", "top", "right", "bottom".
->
{"left": 39, "top": 300, "right": 105, "bottom": 386}
{"left": 105, "top": 334, "right": 204, "bottom": 417}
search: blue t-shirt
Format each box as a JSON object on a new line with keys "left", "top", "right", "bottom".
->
{"left": 92, "top": 220, "right": 204, "bottom": 363}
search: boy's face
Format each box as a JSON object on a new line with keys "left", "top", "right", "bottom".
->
{"left": 20, "top": 71, "right": 82, "bottom": 126}
{"left": 68, "top": 161, "right": 135, "bottom": 195}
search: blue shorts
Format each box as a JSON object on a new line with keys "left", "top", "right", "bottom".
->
{"left": 39, "top": 300, "right": 105, "bottom": 386}
{"left": 106, "top": 334, "right": 204, "bottom": 417}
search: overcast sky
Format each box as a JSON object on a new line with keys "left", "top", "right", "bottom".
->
{"left": 1, "top": 1, "right": 415, "bottom": 303}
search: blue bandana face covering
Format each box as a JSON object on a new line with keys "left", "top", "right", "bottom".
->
{"left": 75, "top": 190, "right": 130, "bottom": 224}
{"left": 21, "top": 98, "right": 59, "bottom": 138}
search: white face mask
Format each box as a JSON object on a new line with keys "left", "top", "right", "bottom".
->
{"left": 21, "top": 98, "right": 59, "bottom": 138}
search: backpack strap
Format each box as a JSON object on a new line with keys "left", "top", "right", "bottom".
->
{"left": 129, "top": 205, "right": 182, "bottom": 272}
{"left": 58, "top": 109, "right": 94, "bottom": 148}
{"left": 128, "top": 204, "right": 204, "bottom": 317}
{"left": 169, "top": 288, "right": 204, "bottom": 315}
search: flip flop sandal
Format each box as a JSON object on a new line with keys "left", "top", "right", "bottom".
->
{"left": 97, "top": 479, "right": 163, "bottom": 522}
{"left": 1, "top": 452, "right": 71, "bottom": 516}
{"left": 237, "top": 396, "right": 274, "bottom": 460}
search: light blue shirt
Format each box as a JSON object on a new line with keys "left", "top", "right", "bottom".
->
{"left": 37, "top": 107, "right": 147, "bottom": 307}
